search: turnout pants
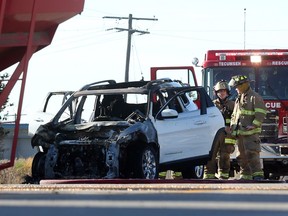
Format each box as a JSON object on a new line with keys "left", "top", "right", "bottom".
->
{"left": 204, "top": 130, "right": 235, "bottom": 178}
{"left": 236, "top": 134, "right": 263, "bottom": 178}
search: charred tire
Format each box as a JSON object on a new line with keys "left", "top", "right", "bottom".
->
{"left": 31, "top": 152, "right": 46, "bottom": 180}
{"left": 134, "top": 145, "right": 159, "bottom": 179}
{"left": 182, "top": 165, "right": 204, "bottom": 179}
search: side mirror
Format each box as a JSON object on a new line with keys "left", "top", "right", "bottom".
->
{"left": 161, "top": 109, "right": 178, "bottom": 119}
{"left": 192, "top": 57, "right": 199, "bottom": 67}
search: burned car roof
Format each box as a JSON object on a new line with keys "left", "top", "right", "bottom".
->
{"left": 83, "top": 78, "right": 185, "bottom": 91}
{"left": 76, "top": 79, "right": 203, "bottom": 96}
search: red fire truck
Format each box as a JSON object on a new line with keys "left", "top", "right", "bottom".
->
{"left": 198, "top": 49, "right": 288, "bottom": 179}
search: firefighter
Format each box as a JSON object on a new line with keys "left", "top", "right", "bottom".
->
{"left": 203, "top": 80, "right": 236, "bottom": 179}
{"left": 228, "top": 75, "right": 267, "bottom": 180}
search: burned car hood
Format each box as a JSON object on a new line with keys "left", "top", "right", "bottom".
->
{"left": 31, "top": 121, "right": 129, "bottom": 147}
{"left": 61, "top": 121, "right": 130, "bottom": 132}
{"left": 55, "top": 121, "right": 132, "bottom": 144}
{"left": 31, "top": 120, "right": 157, "bottom": 147}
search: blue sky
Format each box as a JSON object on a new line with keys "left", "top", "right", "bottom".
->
{"left": 5, "top": 0, "right": 288, "bottom": 118}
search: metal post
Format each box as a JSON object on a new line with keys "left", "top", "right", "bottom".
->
{"left": 10, "top": 0, "right": 38, "bottom": 167}
{"left": 244, "top": 8, "right": 246, "bottom": 49}
{"left": 0, "top": 0, "right": 7, "bottom": 34}
{"left": 125, "top": 14, "right": 132, "bottom": 83}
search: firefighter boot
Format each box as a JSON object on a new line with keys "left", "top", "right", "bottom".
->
{"left": 238, "top": 174, "right": 253, "bottom": 180}
{"left": 203, "top": 173, "right": 218, "bottom": 179}
{"left": 252, "top": 171, "right": 264, "bottom": 181}
{"left": 218, "top": 172, "right": 229, "bottom": 180}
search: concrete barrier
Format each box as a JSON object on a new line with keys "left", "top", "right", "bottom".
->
{"left": 0, "top": 123, "right": 37, "bottom": 160}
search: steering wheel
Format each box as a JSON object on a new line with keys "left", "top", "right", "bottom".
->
{"left": 124, "top": 109, "right": 145, "bottom": 122}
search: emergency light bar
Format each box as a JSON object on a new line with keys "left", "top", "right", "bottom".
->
{"left": 215, "top": 51, "right": 288, "bottom": 56}
{"left": 204, "top": 49, "right": 288, "bottom": 66}
{"left": 250, "top": 55, "right": 262, "bottom": 63}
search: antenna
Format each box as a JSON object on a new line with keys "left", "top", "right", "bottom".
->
{"left": 244, "top": 8, "right": 246, "bottom": 49}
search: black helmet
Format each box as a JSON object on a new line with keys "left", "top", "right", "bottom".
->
{"left": 213, "top": 80, "right": 230, "bottom": 92}
{"left": 228, "top": 75, "right": 249, "bottom": 87}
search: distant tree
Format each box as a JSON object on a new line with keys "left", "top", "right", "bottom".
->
{"left": 0, "top": 73, "right": 14, "bottom": 121}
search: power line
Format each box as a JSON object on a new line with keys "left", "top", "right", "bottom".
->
{"left": 103, "top": 14, "right": 158, "bottom": 82}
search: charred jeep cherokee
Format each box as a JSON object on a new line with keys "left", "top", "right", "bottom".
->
{"left": 31, "top": 79, "right": 224, "bottom": 180}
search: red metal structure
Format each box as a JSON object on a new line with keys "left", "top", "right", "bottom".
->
{"left": 0, "top": 0, "right": 85, "bottom": 170}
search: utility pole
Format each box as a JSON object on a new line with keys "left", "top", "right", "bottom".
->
{"left": 103, "top": 14, "right": 158, "bottom": 82}
{"left": 244, "top": 8, "right": 246, "bottom": 49}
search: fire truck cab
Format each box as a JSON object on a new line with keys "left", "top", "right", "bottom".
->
{"left": 199, "top": 49, "right": 288, "bottom": 179}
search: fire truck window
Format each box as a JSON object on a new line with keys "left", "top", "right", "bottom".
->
{"left": 258, "top": 70, "right": 269, "bottom": 97}
{"left": 258, "top": 67, "right": 287, "bottom": 99}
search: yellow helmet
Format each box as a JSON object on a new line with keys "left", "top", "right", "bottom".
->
{"left": 228, "top": 75, "right": 249, "bottom": 87}
{"left": 214, "top": 80, "right": 230, "bottom": 92}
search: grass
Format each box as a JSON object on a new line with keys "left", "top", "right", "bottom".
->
{"left": 0, "top": 157, "right": 32, "bottom": 184}
{"left": 159, "top": 171, "right": 183, "bottom": 179}
{"left": 0, "top": 125, "right": 33, "bottom": 184}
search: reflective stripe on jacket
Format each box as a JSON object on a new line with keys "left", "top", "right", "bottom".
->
{"left": 230, "top": 88, "right": 267, "bottom": 136}
{"left": 225, "top": 137, "right": 237, "bottom": 145}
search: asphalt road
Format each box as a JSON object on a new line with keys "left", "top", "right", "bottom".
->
{"left": 1, "top": 182, "right": 288, "bottom": 216}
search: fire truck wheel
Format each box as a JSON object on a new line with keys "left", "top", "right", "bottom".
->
{"left": 264, "top": 172, "right": 281, "bottom": 180}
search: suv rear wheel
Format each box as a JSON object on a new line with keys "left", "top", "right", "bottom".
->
{"left": 181, "top": 165, "right": 204, "bottom": 179}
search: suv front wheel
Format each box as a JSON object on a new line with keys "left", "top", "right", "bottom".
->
{"left": 134, "top": 145, "right": 159, "bottom": 179}
{"left": 31, "top": 152, "right": 46, "bottom": 180}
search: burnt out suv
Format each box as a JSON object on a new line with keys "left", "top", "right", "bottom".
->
{"left": 31, "top": 79, "right": 224, "bottom": 180}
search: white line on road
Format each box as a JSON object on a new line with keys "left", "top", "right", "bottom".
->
{"left": 0, "top": 200, "right": 288, "bottom": 211}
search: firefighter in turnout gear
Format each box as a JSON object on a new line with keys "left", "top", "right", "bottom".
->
{"left": 204, "top": 80, "right": 235, "bottom": 179}
{"left": 228, "top": 75, "right": 267, "bottom": 180}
